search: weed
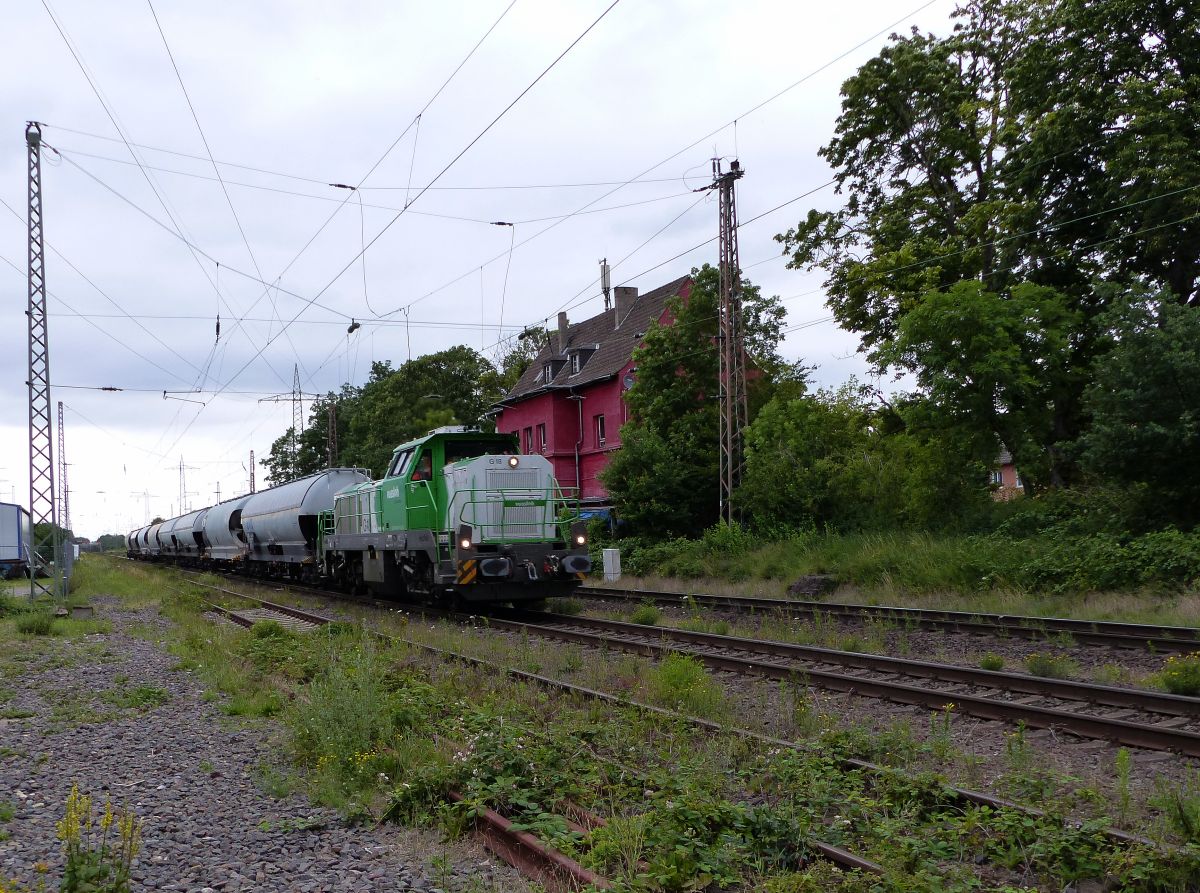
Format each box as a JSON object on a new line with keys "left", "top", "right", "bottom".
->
{"left": 629, "top": 603, "right": 661, "bottom": 626}
{"left": 546, "top": 597, "right": 583, "bottom": 616}
{"left": 1025, "top": 651, "right": 1077, "bottom": 679}
{"left": 254, "top": 764, "right": 296, "bottom": 799}
{"left": 559, "top": 647, "right": 584, "bottom": 673}
{"left": 0, "top": 801, "right": 13, "bottom": 822}
{"left": 645, "top": 654, "right": 726, "bottom": 719}
{"left": 1004, "top": 723, "right": 1031, "bottom": 774}
{"left": 57, "top": 783, "right": 141, "bottom": 893}
{"left": 0, "top": 708, "right": 35, "bottom": 720}
{"left": 101, "top": 685, "right": 169, "bottom": 711}
{"left": 680, "top": 617, "right": 731, "bottom": 636}
{"left": 928, "top": 703, "right": 956, "bottom": 761}
{"left": 1093, "top": 663, "right": 1132, "bottom": 686}
{"left": 15, "top": 613, "right": 57, "bottom": 636}
{"left": 1157, "top": 651, "right": 1200, "bottom": 696}
{"left": 198, "top": 760, "right": 214, "bottom": 774}
{"left": 1150, "top": 770, "right": 1200, "bottom": 844}
{"left": 1114, "top": 748, "right": 1132, "bottom": 825}
{"left": 978, "top": 652, "right": 1005, "bottom": 671}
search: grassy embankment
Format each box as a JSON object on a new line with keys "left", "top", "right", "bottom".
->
{"left": 10, "top": 555, "right": 1194, "bottom": 892}
{"left": 603, "top": 524, "right": 1200, "bottom": 627}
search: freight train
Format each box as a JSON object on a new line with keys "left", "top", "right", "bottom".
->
{"left": 126, "top": 427, "right": 591, "bottom": 605}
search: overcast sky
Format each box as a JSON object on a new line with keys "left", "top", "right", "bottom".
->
{"left": 1, "top": 0, "right": 958, "bottom": 538}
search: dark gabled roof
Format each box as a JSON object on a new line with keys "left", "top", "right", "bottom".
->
{"left": 500, "top": 275, "right": 691, "bottom": 403}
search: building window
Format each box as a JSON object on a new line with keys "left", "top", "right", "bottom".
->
{"left": 537, "top": 424, "right": 547, "bottom": 453}
{"left": 543, "top": 363, "right": 554, "bottom": 382}
{"left": 595, "top": 414, "right": 606, "bottom": 447}
{"left": 570, "top": 353, "right": 581, "bottom": 374}
{"left": 990, "top": 470, "right": 1004, "bottom": 486}
{"left": 523, "top": 427, "right": 533, "bottom": 454}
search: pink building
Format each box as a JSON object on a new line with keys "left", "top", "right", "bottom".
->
{"left": 494, "top": 276, "right": 691, "bottom": 506}
{"left": 991, "top": 447, "right": 1024, "bottom": 500}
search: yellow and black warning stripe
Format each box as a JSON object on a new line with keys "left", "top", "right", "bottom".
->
{"left": 457, "top": 558, "right": 478, "bottom": 584}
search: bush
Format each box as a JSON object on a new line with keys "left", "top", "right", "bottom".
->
{"left": 629, "top": 603, "right": 661, "bottom": 626}
{"left": 546, "top": 597, "right": 583, "bottom": 616}
{"left": 1158, "top": 653, "right": 1200, "bottom": 697}
{"left": 15, "top": 612, "right": 57, "bottom": 636}
{"left": 1017, "top": 529, "right": 1200, "bottom": 592}
{"left": 646, "top": 654, "right": 725, "bottom": 718}
{"left": 1025, "top": 652, "right": 1077, "bottom": 679}
{"left": 979, "top": 653, "right": 1005, "bottom": 671}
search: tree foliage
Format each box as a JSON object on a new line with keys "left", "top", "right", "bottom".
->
{"left": 601, "top": 264, "right": 788, "bottom": 536}
{"left": 262, "top": 346, "right": 505, "bottom": 486}
{"left": 777, "top": 0, "right": 1200, "bottom": 491}
{"left": 738, "top": 383, "right": 991, "bottom": 533}
{"left": 1081, "top": 297, "right": 1200, "bottom": 527}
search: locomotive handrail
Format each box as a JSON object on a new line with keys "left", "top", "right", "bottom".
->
{"left": 447, "top": 484, "right": 581, "bottom": 544}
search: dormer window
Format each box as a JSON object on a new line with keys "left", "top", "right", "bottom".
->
{"left": 543, "top": 363, "right": 554, "bottom": 382}
{"left": 570, "top": 354, "right": 581, "bottom": 374}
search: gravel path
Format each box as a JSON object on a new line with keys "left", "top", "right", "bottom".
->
{"left": 0, "top": 598, "right": 531, "bottom": 893}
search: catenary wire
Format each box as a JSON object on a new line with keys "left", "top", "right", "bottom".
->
{"left": 156, "top": 0, "right": 624, "bottom": 460}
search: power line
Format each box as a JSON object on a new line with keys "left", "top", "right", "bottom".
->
{"left": 39, "top": 126, "right": 690, "bottom": 191}
{"left": 392, "top": 1, "right": 942, "bottom": 335}
{"left": 38, "top": 0, "right": 281, "bottom": 388}
{"left": 0, "top": 195, "right": 207, "bottom": 377}
{"left": 158, "top": 0, "right": 624, "bottom": 460}
{"left": 0, "top": 250, "right": 196, "bottom": 387}
{"left": 43, "top": 310, "right": 525, "bottom": 331}
{"left": 148, "top": 0, "right": 308, "bottom": 382}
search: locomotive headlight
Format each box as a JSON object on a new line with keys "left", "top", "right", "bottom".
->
{"left": 458, "top": 524, "right": 473, "bottom": 551}
{"left": 575, "top": 533, "right": 586, "bottom": 546}
{"left": 507, "top": 455, "right": 519, "bottom": 467}
{"left": 460, "top": 538, "right": 472, "bottom": 549}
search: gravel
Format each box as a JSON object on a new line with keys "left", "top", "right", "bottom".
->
{"left": 0, "top": 597, "right": 532, "bottom": 893}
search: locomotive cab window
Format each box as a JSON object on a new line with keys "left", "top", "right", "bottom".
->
{"left": 444, "top": 439, "right": 516, "bottom": 465}
{"left": 388, "top": 449, "right": 413, "bottom": 477}
{"left": 410, "top": 451, "right": 433, "bottom": 482}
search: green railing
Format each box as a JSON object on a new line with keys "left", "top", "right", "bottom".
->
{"left": 447, "top": 484, "right": 581, "bottom": 544}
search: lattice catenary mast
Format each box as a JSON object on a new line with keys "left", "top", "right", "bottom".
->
{"left": 713, "top": 158, "right": 747, "bottom": 525}
{"left": 27, "top": 122, "right": 65, "bottom": 598}
{"left": 57, "top": 401, "right": 70, "bottom": 535}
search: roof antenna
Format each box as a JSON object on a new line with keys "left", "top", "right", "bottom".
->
{"left": 599, "top": 257, "right": 611, "bottom": 311}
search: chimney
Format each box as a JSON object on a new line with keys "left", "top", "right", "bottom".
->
{"left": 614, "top": 286, "right": 638, "bottom": 328}
{"left": 557, "top": 311, "right": 569, "bottom": 353}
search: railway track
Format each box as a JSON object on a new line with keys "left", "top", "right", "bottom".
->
{"left": 185, "top": 576, "right": 896, "bottom": 877}
{"left": 583, "top": 584, "right": 1200, "bottom": 652}
{"left": 183, "top": 572, "right": 1165, "bottom": 854}
{"left": 487, "top": 609, "right": 1200, "bottom": 757}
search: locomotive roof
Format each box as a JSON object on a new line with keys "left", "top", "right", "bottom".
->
{"left": 389, "top": 427, "right": 517, "bottom": 456}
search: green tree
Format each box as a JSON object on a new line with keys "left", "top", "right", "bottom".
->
{"left": 738, "top": 383, "right": 990, "bottom": 532}
{"left": 1081, "top": 297, "right": 1200, "bottom": 528}
{"left": 342, "top": 347, "right": 504, "bottom": 478}
{"left": 601, "top": 264, "right": 786, "bottom": 536}
{"left": 777, "top": 0, "right": 1200, "bottom": 491}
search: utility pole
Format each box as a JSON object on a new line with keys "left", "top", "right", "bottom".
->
{"left": 712, "top": 158, "right": 747, "bottom": 525}
{"left": 57, "top": 401, "right": 70, "bottom": 536}
{"left": 599, "top": 258, "right": 611, "bottom": 311}
{"left": 248, "top": 450, "right": 255, "bottom": 494}
{"left": 258, "top": 367, "right": 318, "bottom": 482}
{"left": 326, "top": 404, "right": 337, "bottom": 468}
{"left": 26, "top": 122, "right": 64, "bottom": 599}
{"left": 291, "top": 364, "right": 303, "bottom": 458}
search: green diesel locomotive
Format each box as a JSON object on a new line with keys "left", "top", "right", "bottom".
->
{"left": 319, "top": 426, "right": 591, "bottom": 604}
